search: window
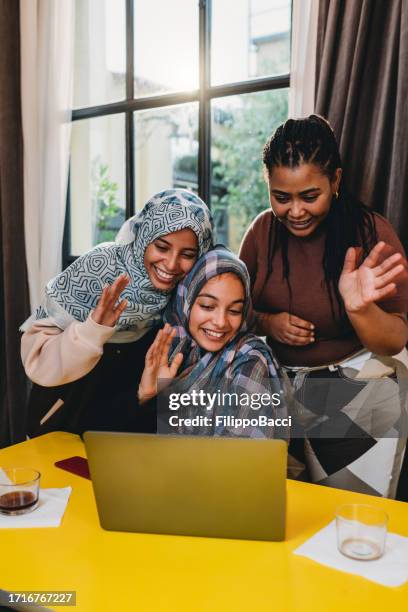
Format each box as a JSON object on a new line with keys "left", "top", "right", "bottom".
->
{"left": 66, "top": 0, "right": 291, "bottom": 263}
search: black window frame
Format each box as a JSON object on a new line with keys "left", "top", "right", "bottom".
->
{"left": 63, "top": 0, "right": 291, "bottom": 267}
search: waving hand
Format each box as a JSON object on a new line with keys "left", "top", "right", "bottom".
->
{"left": 339, "top": 242, "right": 405, "bottom": 313}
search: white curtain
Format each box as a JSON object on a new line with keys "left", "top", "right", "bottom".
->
{"left": 288, "top": 0, "right": 319, "bottom": 118}
{"left": 20, "top": 0, "right": 75, "bottom": 309}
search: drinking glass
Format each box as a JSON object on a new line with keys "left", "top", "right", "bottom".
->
{"left": 0, "top": 468, "right": 41, "bottom": 515}
{"left": 336, "top": 504, "right": 388, "bottom": 560}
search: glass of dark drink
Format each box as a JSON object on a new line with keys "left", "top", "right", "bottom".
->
{"left": 0, "top": 468, "right": 41, "bottom": 515}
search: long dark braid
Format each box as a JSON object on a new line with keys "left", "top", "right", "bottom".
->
{"left": 262, "top": 115, "right": 377, "bottom": 326}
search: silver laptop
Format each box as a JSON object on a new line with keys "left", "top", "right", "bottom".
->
{"left": 84, "top": 432, "right": 287, "bottom": 541}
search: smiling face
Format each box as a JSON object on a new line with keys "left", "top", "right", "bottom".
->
{"left": 144, "top": 228, "right": 198, "bottom": 290}
{"left": 268, "top": 163, "right": 342, "bottom": 237}
{"left": 188, "top": 273, "right": 245, "bottom": 352}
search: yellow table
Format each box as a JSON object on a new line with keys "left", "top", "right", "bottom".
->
{"left": 0, "top": 432, "right": 407, "bottom": 611}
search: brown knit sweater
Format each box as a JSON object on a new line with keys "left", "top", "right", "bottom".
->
{"left": 239, "top": 210, "right": 408, "bottom": 367}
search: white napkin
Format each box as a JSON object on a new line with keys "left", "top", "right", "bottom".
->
{"left": 0, "top": 487, "right": 72, "bottom": 529}
{"left": 294, "top": 520, "right": 408, "bottom": 587}
{"left": 0, "top": 468, "right": 13, "bottom": 483}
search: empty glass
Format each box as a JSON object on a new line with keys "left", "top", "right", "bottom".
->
{"left": 336, "top": 504, "right": 388, "bottom": 560}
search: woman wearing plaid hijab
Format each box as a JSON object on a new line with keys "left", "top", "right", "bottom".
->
{"left": 138, "top": 246, "right": 289, "bottom": 438}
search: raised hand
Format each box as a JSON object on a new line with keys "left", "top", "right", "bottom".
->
{"left": 138, "top": 323, "right": 184, "bottom": 403}
{"left": 91, "top": 274, "right": 130, "bottom": 327}
{"left": 339, "top": 242, "right": 406, "bottom": 313}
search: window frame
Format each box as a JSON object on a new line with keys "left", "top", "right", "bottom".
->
{"left": 64, "top": 0, "right": 291, "bottom": 266}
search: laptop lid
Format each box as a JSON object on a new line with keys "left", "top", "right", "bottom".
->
{"left": 84, "top": 432, "right": 286, "bottom": 541}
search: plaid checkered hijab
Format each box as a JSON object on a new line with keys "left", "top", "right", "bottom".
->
{"left": 164, "top": 246, "right": 280, "bottom": 391}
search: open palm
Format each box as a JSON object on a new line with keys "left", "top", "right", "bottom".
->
{"left": 91, "top": 274, "right": 129, "bottom": 326}
{"left": 339, "top": 242, "right": 404, "bottom": 313}
{"left": 138, "top": 324, "right": 184, "bottom": 403}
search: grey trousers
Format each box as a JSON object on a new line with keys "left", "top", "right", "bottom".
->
{"left": 286, "top": 352, "right": 408, "bottom": 498}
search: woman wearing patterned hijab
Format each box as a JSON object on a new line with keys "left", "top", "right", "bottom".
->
{"left": 138, "top": 247, "right": 288, "bottom": 439}
{"left": 21, "top": 189, "right": 213, "bottom": 435}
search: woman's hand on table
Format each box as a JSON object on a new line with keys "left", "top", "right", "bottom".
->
{"left": 138, "top": 323, "right": 184, "bottom": 404}
{"left": 258, "top": 312, "right": 315, "bottom": 345}
{"left": 339, "top": 242, "right": 406, "bottom": 314}
{"left": 91, "top": 274, "right": 130, "bottom": 327}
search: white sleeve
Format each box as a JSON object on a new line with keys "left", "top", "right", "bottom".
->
{"left": 21, "top": 314, "right": 116, "bottom": 386}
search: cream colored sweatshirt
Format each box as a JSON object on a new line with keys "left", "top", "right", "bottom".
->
{"left": 21, "top": 315, "right": 116, "bottom": 387}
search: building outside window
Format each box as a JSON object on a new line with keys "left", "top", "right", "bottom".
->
{"left": 66, "top": 0, "right": 291, "bottom": 264}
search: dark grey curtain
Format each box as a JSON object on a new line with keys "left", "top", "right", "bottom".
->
{"left": 315, "top": 0, "right": 408, "bottom": 248}
{"left": 0, "top": 1, "right": 30, "bottom": 446}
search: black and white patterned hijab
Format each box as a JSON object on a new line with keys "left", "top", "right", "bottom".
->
{"left": 22, "top": 189, "right": 214, "bottom": 341}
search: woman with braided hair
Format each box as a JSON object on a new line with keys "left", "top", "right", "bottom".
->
{"left": 239, "top": 114, "right": 408, "bottom": 499}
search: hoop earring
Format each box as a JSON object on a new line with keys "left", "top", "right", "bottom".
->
{"left": 335, "top": 191, "right": 339, "bottom": 199}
